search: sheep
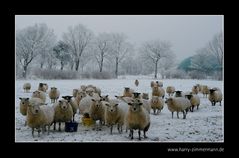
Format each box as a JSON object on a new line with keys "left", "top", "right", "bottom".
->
{"left": 32, "top": 90, "right": 46, "bottom": 103}
{"left": 78, "top": 95, "right": 94, "bottom": 115}
{"left": 19, "top": 98, "right": 30, "bottom": 116}
{"left": 49, "top": 87, "right": 60, "bottom": 103}
{"left": 202, "top": 85, "right": 210, "bottom": 98}
{"left": 104, "top": 99, "right": 127, "bottom": 134}
{"left": 185, "top": 94, "right": 200, "bottom": 112}
{"left": 38, "top": 83, "right": 48, "bottom": 92}
{"left": 132, "top": 92, "right": 141, "bottom": 99}
{"left": 208, "top": 88, "right": 222, "bottom": 106}
{"left": 23, "top": 83, "right": 31, "bottom": 92}
{"left": 150, "top": 96, "right": 164, "bottom": 114}
{"left": 27, "top": 102, "right": 54, "bottom": 137}
{"left": 150, "top": 81, "right": 155, "bottom": 88}
{"left": 85, "top": 87, "right": 95, "bottom": 96}
{"left": 125, "top": 101, "right": 150, "bottom": 140}
{"left": 75, "top": 89, "right": 87, "bottom": 106}
{"left": 152, "top": 86, "right": 165, "bottom": 98}
{"left": 72, "top": 89, "right": 78, "bottom": 98}
{"left": 192, "top": 85, "right": 199, "bottom": 95}
{"left": 86, "top": 85, "right": 101, "bottom": 96}
{"left": 165, "top": 97, "right": 191, "bottom": 119}
{"left": 89, "top": 98, "right": 106, "bottom": 129}
{"left": 53, "top": 99, "right": 73, "bottom": 131}
{"left": 166, "top": 86, "right": 175, "bottom": 96}
{"left": 62, "top": 96, "right": 78, "bottom": 122}
{"left": 135, "top": 79, "right": 139, "bottom": 87}
{"left": 141, "top": 93, "right": 149, "bottom": 100}
{"left": 123, "top": 87, "right": 134, "bottom": 97}
{"left": 115, "top": 95, "right": 133, "bottom": 104}
{"left": 81, "top": 85, "right": 87, "bottom": 91}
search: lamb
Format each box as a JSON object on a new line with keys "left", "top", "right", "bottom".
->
{"left": 208, "top": 88, "right": 222, "bottom": 106}
{"left": 125, "top": 101, "right": 150, "bottom": 140}
{"left": 62, "top": 96, "right": 78, "bottom": 122}
{"left": 185, "top": 94, "right": 200, "bottom": 112}
{"left": 192, "top": 85, "right": 199, "bottom": 95}
{"left": 104, "top": 99, "right": 127, "bottom": 134}
{"left": 101, "top": 95, "right": 109, "bottom": 102}
{"left": 32, "top": 90, "right": 46, "bottom": 103}
{"left": 49, "top": 87, "right": 60, "bottom": 103}
{"left": 166, "top": 86, "right": 175, "bottom": 96}
{"left": 150, "top": 96, "right": 164, "bottom": 114}
{"left": 27, "top": 102, "right": 54, "bottom": 137}
{"left": 165, "top": 97, "right": 191, "bottom": 119}
{"left": 152, "top": 86, "right": 165, "bottom": 98}
{"left": 135, "top": 79, "right": 139, "bottom": 87}
{"left": 89, "top": 98, "right": 106, "bottom": 128}
{"left": 141, "top": 93, "right": 149, "bottom": 100}
{"left": 53, "top": 99, "right": 73, "bottom": 131}
{"left": 23, "top": 83, "right": 31, "bottom": 92}
{"left": 202, "top": 85, "right": 210, "bottom": 98}
{"left": 123, "top": 87, "right": 134, "bottom": 97}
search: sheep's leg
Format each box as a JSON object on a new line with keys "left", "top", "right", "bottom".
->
{"left": 32, "top": 128, "right": 34, "bottom": 137}
{"left": 153, "top": 109, "right": 156, "bottom": 114}
{"left": 220, "top": 101, "right": 221, "bottom": 106}
{"left": 138, "top": 130, "right": 141, "bottom": 140}
{"left": 38, "top": 128, "right": 41, "bottom": 137}
{"left": 177, "top": 112, "right": 179, "bottom": 119}
{"left": 73, "top": 113, "right": 75, "bottom": 122}
{"left": 183, "top": 111, "right": 186, "bottom": 119}
{"left": 172, "top": 112, "right": 174, "bottom": 118}
{"left": 58, "top": 122, "right": 61, "bottom": 131}
{"left": 47, "top": 125, "right": 50, "bottom": 135}
{"left": 130, "top": 129, "right": 134, "bottom": 139}
{"left": 197, "top": 105, "right": 199, "bottom": 110}
{"left": 110, "top": 125, "right": 113, "bottom": 134}
{"left": 53, "top": 122, "right": 56, "bottom": 130}
{"left": 192, "top": 106, "right": 194, "bottom": 112}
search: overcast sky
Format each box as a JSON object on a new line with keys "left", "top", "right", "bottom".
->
{"left": 15, "top": 15, "right": 223, "bottom": 62}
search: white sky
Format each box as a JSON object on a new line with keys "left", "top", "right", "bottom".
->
{"left": 15, "top": 15, "right": 223, "bottom": 62}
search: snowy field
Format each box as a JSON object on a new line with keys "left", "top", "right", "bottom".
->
{"left": 15, "top": 77, "right": 224, "bottom": 142}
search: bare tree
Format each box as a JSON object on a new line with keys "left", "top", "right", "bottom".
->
{"left": 93, "top": 33, "right": 112, "bottom": 72}
{"left": 207, "top": 32, "right": 223, "bottom": 69}
{"left": 110, "top": 33, "right": 133, "bottom": 78}
{"left": 16, "top": 23, "right": 56, "bottom": 78}
{"left": 63, "top": 24, "right": 93, "bottom": 71}
{"left": 140, "top": 39, "right": 173, "bottom": 79}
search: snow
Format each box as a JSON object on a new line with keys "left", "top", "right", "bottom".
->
{"left": 15, "top": 77, "right": 223, "bottom": 142}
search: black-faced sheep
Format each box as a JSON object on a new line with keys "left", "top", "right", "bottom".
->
{"left": 208, "top": 88, "right": 222, "bottom": 106}
{"left": 123, "top": 87, "right": 134, "bottom": 97}
{"left": 185, "top": 94, "right": 200, "bottom": 112}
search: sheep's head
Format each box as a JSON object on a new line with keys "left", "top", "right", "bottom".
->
{"left": 133, "top": 92, "right": 141, "bottom": 98}
{"left": 32, "top": 91, "right": 41, "bottom": 98}
{"left": 142, "top": 93, "right": 149, "bottom": 100}
{"left": 80, "top": 85, "right": 87, "bottom": 91}
{"left": 91, "top": 99, "right": 102, "bottom": 108}
{"left": 59, "top": 100, "right": 70, "bottom": 111}
{"left": 151, "top": 96, "right": 159, "bottom": 104}
{"left": 101, "top": 95, "right": 109, "bottom": 101}
{"left": 19, "top": 97, "right": 29, "bottom": 105}
{"left": 175, "top": 91, "right": 182, "bottom": 97}
{"left": 77, "top": 91, "right": 86, "bottom": 99}
{"left": 185, "top": 94, "right": 193, "bottom": 100}
{"left": 62, "top": 96, "right": 73, "bottom": 101}
{"left": 105, "top": 102, "right": 118, "bottom": 113}
{"left": 128, "top": 102, "right": 143, "bottom": 112}
{"left": 124, "top": 87, "right": 130, "bottom": 92}
{"left": 28, "top": 102, "right": 41, "bottom": 115}
{"left": 51, "top": 87, "right": 57, "bottom": 92}
{"left": 209, "top": 89, "right": 216, "bottom": 94}
{"left": 165, "top": 97, "right": 173, "bottom": 104}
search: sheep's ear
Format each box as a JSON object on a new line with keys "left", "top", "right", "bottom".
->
{"left": 106, "top": 95, "right": 109, "bottom": 97}
{"left": 105, "top": 103, "right": 109, "bottom": 107}
{"left": 19, "top": 97, "right": 22, "bottom": 100}
{"left": 128, "top": 103, "right": 132, "bottom": 106}
{"left": 26, "top": 98, "right": 29, "bottom": 101}
{"left": 62, "top": 96, "right": 66, "bottom": 99}
{"left": 100, "top": 99, "right": 102, "bottom": 101}
{"left": 138, "top": 103, "right": 143, "bottom": 106}
{"left": 115, "top": 95, "right": 119, "bottom": 98}
{"left": 115, "top": 104, "right": 118, "bottom": 107}
{"left": 91, "top": 99, "right": 95, "bottom": 102}
{"left": 59, "top": 100, "right": 62, "bottom": 104}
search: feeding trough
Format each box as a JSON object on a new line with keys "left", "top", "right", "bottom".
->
{"left": 65, "top": 121, "right": 78, "bottom": 132}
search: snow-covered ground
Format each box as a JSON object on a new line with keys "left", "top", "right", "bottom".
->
{"left": 15, "top": 77, "right": 224, "bottom": 142}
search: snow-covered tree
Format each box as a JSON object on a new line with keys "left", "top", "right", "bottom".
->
{"left": 110, "top": 33, "right": 133, "bottom": 78}
{"left": 16, "top": 23, "right": 56, "bottom": 78}
{"left": 62, "top": 24, "right": 93, "bottom": 71}
{"left": 140, "top": 39, "right": 174, "bottom": 79}
{"left": 53, "top": 41, "right": 71, "bottom": 70}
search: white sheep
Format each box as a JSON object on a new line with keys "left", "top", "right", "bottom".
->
{"left": 53, "top": 99, "right": 73, "bottom": 131}
{"left": 89, "top": 98, "right": 106, "bottom": 129}
{"left": 165, "top": 97, "right": 191, "bottom": 119}
{"left": 125, "top": 101, "right": 150, "bottom": 140}
{"left": 23, "top": 83, "right": 31, "bottom": 93}
{"left": 156, "top": 81, "right": 163, "bottom": 87}
{"left": 27, "top": 102, "right": 54, "bottom": 137}
{"left": 32, "top": 90, "right": 46, "bottom": 103}
{"left": 202, "top": 85, "right": 210, "bottom": 98}
{"left": 152, "top": 86, "right": 165, "bottom": 98}
{"left": 123, "top": 87, "right": 134, "bottom": 97}
{"left": 62, "top": 96, "right": 78, "bottom": 122}
{"left": 75, "top": 89, "right": 87, "bottom": 106}
{"left": 38, "top": 83, "right": 48, "bottom": 92}
{"left": 72, "top": 89, "right": 78, "bottom": 98}
{"left": 185, "top": 94, "right": 200, "bottom": 112}
{"left": 150, "top": 96, "right": 164, "bottom": 115}
{"left": 78, "top": 95, "right": 94, "bottom": 115}
{"left": 141, "top": 93, "right": 149, "bottom": 100}
{"left": 192, "top": 85, "right": 199, "bottom": 95}
{"left": 208, "top": 88, "right": 222, "bottom": 106}
{"left": 166, "top": 86, "right": 175, "bottom": 96}
{"left": 104, "top": 99, "right": 127, "bottom": 134}
{"left": 101, "top": 95, "right": 109, "bottom": 102}
{"left": 49, "top": 87, "right": 60, "bottom": 103}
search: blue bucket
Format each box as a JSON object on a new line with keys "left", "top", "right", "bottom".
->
{"left": 65, "top": 121, "right": 78, "bottom": 132}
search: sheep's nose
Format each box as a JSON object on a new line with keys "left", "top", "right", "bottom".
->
{"left": 110, "top": 110, "right": 113, "bottom": 112}
{"left": 35, "top": 110, "right": 38, "bottom": 113}
{"left": 133, "top": 108, "right": 136, "bottom": 111}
